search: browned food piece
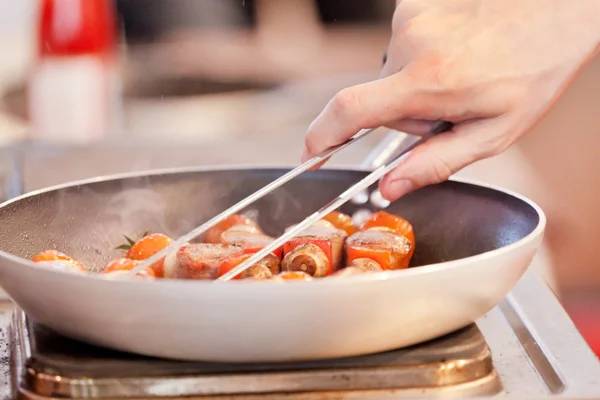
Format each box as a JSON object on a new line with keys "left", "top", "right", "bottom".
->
{"left": 331, "top": 266, "right": 367, "bottom": 277}
{"left": 246, "top": 253, "right": 280, "bottom": 276}
{"left": 345, "top": 230, "right": 412, "bottom": 270}
{"left": 217, "top": 252, "right": 280, "bottom": 279}
{"left": 281, "top": 243, "right": 330, "bottom": 277}
{"left": 167, "top": 243, "right": 243, "bottom": 280}
{"left": 203, "top": 215, "right": 262, "bottom": 244}
{"left": 275, "top": 271, "right": 313, "bottom": 281}
{"left": 330, "top": 258, "right": 383, "bottom": 278}
{"left": 360, "top": 211, "right": 416, "bottom": 266}
{"left": 220, "top": 230, "right": 283, "bottom": 259}
{"left": 349, "top": 257, "right": 383, "bottom": 272}
{"left": 282, "top": 221, "right": 347, "bottom": 276}
{"left": 241, "top": 265, "right": 273, "bottom": 280}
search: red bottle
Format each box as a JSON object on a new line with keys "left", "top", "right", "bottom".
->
{"left": 29, "top": 0, "right": 120, "bottom": 142}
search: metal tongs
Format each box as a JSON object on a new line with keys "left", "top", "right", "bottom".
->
{"left": 129, "top": 121, "right": 452, "bottom": 280}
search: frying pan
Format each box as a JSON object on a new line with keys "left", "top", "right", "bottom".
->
{"left": 0, "top": 161, "right": 545, "bottom": 362}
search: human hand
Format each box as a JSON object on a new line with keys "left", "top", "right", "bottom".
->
{"left": 302, "top": 0, "right": 600, "bottom": 201}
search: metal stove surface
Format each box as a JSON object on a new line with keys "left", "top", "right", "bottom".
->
{"left": 10, "top": 312, "right": 501, "bottom": 399}
{"left": 7, "top": 269, "right": 600, "bottom": 399}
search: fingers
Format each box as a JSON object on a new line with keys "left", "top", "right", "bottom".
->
{"left": 385, "top": 119, "right": 437, "bottom": 136}
{"left": 391, "top": 0, "right": 427, "bottom": 31}
{"left": 378, "top": 131, "right": 471, "bottom": 201}
{"left": 300, "top": 117, "right": 435, "bottom": 170}
{"left": 302, "top": 120, "right": 436, "bottom": 169}
{"left": 302, "top": 74, "right": 414, "bottom": 163}
{"left": 378, "top": 119, "right": 507, "bottom": 201}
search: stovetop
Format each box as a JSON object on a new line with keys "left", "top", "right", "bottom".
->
{"left": 6, "top": 269, "right": 600, "bottom": 399}
{"left": 11, "top": 312, "right": 500, "bottom": 399}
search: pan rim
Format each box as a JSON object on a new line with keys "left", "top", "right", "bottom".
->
{"left": 0, "top": 164, "right": 546, "bottom": 286}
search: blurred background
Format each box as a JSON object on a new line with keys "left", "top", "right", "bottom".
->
{"left": 0, "top": 0, "right": 598, "bottom": 355}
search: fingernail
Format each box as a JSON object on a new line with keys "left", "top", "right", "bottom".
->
{"left": 389, "top": 179, "right": 415, "bottom": 197}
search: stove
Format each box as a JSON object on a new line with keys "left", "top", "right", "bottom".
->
{"left": 7, "top": 270, "right": 600, "bottom": 399}
{"left": 11, "top": 315, "right": 500, "bottom": 399}
{"left": 2, "top": 136, "right": 600, "bottom": 398}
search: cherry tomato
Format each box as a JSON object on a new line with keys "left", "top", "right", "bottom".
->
{"left": 322, "top": 211, "right": 356, "bottom": 236}
{"left": 126, "top": 233, "right": 172, "bottom": 277}
{"left": 103, "top": 257, "right": 156, "bottom": 278}
{"left": 32, "top": 250, "right": 86, "bottom": 271}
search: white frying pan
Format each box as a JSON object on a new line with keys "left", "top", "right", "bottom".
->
{"left": 0, "top": 160, "right": 544, "bottom": 362}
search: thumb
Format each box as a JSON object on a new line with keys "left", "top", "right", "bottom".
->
{"left": 378, "top": 121, "right": 503, "bottom": 201}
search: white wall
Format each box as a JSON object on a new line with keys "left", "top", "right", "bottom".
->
{"left": 0, "top": 0, "right": 35, "bottom": 141}
{"left": 0, "top": 0, "right": 35, "bottom": 36}
{"left": 0, "top": 0, "right": 36, "bottom": 82}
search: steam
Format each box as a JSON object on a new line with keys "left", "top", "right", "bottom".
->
{"left": 102, "top": 188, "right": 172, "bottom": 236}
{"left": 241, "top": 208, "right": 259, "bottom": 223}
{"left": 238, "top": 184, "right": 304, "bottom": 235}
{"left": 46, "top": 168, "right": 312, "bottom": 271}
{"left": 270, "top": 186, "right": 303, "bottom": 221}
{"left": 47, "top": 181, "right": 184, "bottom": 271}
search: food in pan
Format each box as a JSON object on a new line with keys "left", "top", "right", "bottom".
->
{"left": 329, "top": 257, "right": 383, "bottom": 277}
{"left": 219, "top": 229, "right": 284, "bottom": 259}
{"left": 346, "top": 230, "right": 412, "bottom": 270}
{"left": 217, "top": 252, "right": 280, "bottom": 280}
{"left": 342, "top": 211, "right": 415, "bottom": 270}
{"left": 203, "top": 215, "right": 262, "bottom": 244}
{"left": 117, "top": 233, "right": 172, "bottom": 277}
{"left": 273, "top": 271, "right": 313, "bottom": 281}
{"left": 103, "top": 257, "right": 156, "bottom": 278}
{"left": 331, "top": 266, "right": 368, "bottom": 277}
{"left": 281, "top": 220, "right": 347, "bottom": 277}
{"left": 30, "top": 210, "right": 416, "bottom": 282}
{"left": 204, "top": 214, "right": 285, "bottom": 259}
{"left": 360, "top": 211, "right": 416, "bottom": 264}
{"left": 164, "top": 243, "right": 242, "bottom": 280}
{"left": 282, "top": 243, "right": 330, "bottom": 277}
{"left": 32, "top": 250, "right": 86, "bottom": 272}
{"left": 322, "top": 211, "right": 356, "bottom": 236}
